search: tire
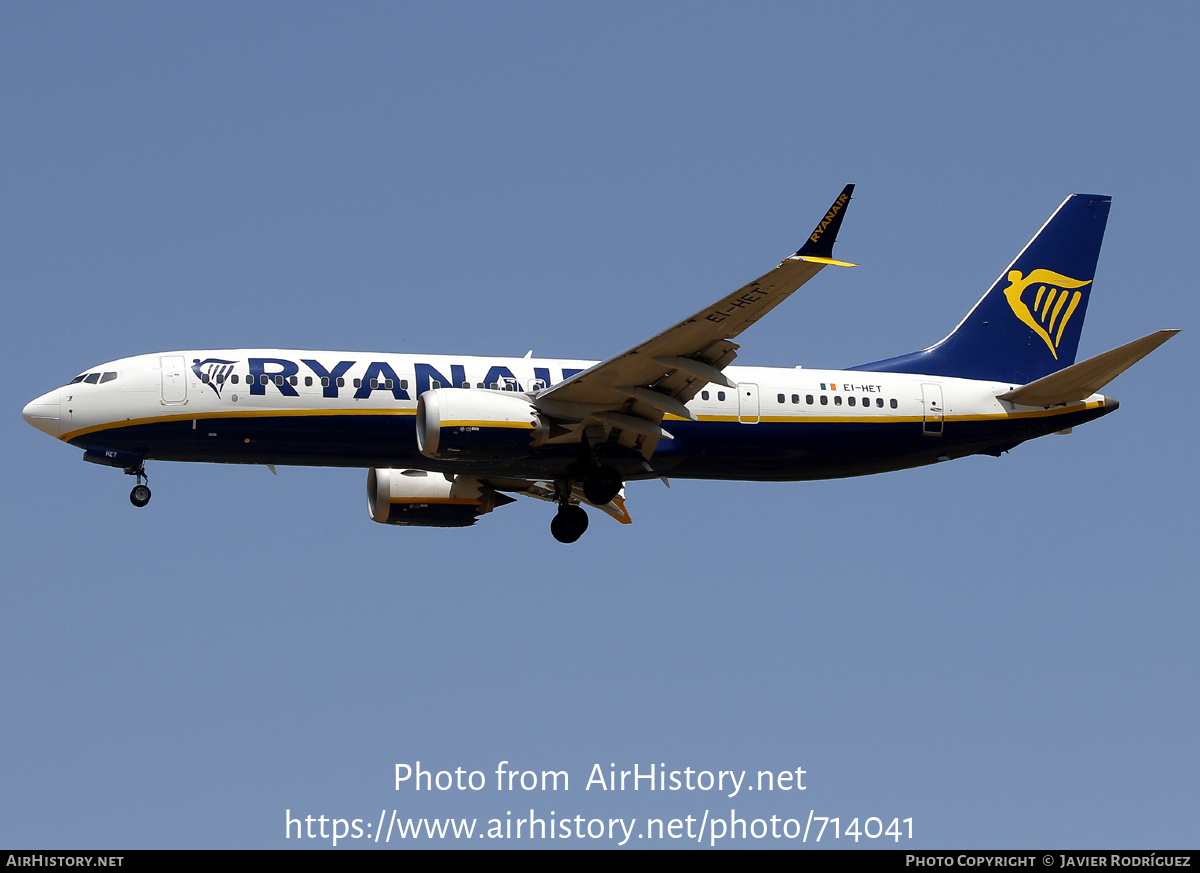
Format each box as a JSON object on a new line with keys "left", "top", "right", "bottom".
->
{"left": 130, "top": 484, "right": 151, "bottom": 507}
{"left": 583, "top": 465, "right": 622, "bottom": 505}
{"left": 550, "top": 505, "right": 589, "bottom": 543}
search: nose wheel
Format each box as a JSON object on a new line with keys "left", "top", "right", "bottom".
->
{"left": 130, "top": 483, "right": 152, "bottom": 507}
{"left": 126, "top": 461, "right": 151, "bottom": 508}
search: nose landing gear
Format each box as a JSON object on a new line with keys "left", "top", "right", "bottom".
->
{"left": 126, "top": 461, "right": 151, "bottom": 508}
{"left": 130, "top": 483, "right": 152, "bottom": 508}
{"left": 82, "top": 446, "right": 153, "bottom": 508}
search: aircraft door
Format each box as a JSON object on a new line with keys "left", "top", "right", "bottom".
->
{"left": 738, "top": 383, "right": 760, "bottom": 424}
{"left": 921, "top": 382, "right": 943, "bottom": 435}
{"left": 160, "top": 355, "right": 188, "bottom": 404}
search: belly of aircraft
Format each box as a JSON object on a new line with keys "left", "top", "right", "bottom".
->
{"left": 67, "top": 404, "right": 1114, "bottom": 482}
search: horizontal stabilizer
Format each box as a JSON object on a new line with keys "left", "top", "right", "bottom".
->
{"left": 997, "top": 329, "right": 1179, "bottom": 407}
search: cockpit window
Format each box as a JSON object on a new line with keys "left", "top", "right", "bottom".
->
{"left": 69, "top": 371, "right": 118, "bottom": 385}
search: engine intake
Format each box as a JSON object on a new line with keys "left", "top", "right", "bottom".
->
{"left": 416, "top": 388, "right": 548, "bottom": 461}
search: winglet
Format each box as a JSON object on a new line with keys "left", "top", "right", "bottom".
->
{"left": 795, "top": 184, "right": 855, "bottom": 260}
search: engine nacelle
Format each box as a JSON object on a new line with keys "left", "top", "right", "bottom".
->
{"left": 367, "top": 468, "right": 510, "bottom": 527}
{"left": 416, "top": 388, "right": 548, "bottom": 461}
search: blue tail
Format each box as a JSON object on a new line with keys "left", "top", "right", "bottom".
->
{"left": 851, "top": 194, "right": 1111, "bottom": 384}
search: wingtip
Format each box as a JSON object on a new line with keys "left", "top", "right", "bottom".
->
{"left": 795, "top": 184, "right": 854, "bottom": 260}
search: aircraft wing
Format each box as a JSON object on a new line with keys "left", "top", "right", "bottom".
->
{"left": 537, "top": 185, "right": 856, "bottom": 456}
{"left": 490, "top": 478, "right": 634, "bottom": 524}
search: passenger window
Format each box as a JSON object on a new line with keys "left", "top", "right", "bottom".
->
{"left": 876, "top": 397, "right": 883, "bottom": 408}
{"left": 200, "top": 373, "right": 210, "bottom": 383}
{"left": 834, "top": 395, "right": 842, "bottom": 406}
{"left": 386, "top": 379, "right": 394, "bottom": 390}
{"left": 216, "top": 374, "right": 225, "bottom": 384}
{"left": 848, "top": 396, "right": 856, "bottom": 406}
{"left": 806, "top": 394, "right": 814, "bottom": 404}
{"left": 820, "top": 395, "right": 828, "bottom": 406}
{"left": 401, "top": 380, "right": 409, "bottom": 390}
{"left": 231, "top": 375, "right": 239, "bottom": 385}
{"left": 99, "top": 372, "right": 117, "bottom": 384}
{"left": 717, "top": 391, "right": 725, "bottom": 401}
{"left": 304, "top": 376, "right": 313, "bottom": 387}
{"left": 701, "top": 391, "right": 709, "bottom": 400}
{"left": 321, "top": 377, "right": 330, "bottom": 387}
{"left": 792, "top": 394, "right": 800, "bottom": 404}
{"left": 289, "top": 376, "right": 298, "bottom": 386}
{"left": 890, "top": 398, "right": 898, "bottom": 408}
{"left": 777, "top": 393, "right": 785, "bottom": 403}
{"left": 274, "top": 375, "right": 283, "bottom": 386}
{"left": 260, "top": 374, "right": 268, "bottom": 385}
{"left": 354, "top": 378, "right": 362, "bottom": 388}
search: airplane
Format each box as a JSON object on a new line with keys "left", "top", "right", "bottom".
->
{"left": 21, "top": 186, "right": 1178, "bottom": 543}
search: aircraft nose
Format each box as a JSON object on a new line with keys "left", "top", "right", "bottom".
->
{"left": 22, "top": 388, "right": 62, "bottom": 437}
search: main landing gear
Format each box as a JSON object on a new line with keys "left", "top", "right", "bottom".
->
{"left": 549, "top": 454, "right": 626, "bottom": 543}
{"left": 567, "top": 439, "right": 626, "bottom": 508}
{"left": 551, "top": 504, "right": 589, "bottom": 544}
{"left": 549, "top": 478, "right": 589, "bottom": 544}
{"left": 582, "top": 464, "right": 622, "bottom": 506}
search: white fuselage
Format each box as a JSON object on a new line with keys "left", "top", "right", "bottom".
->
{"left": 24, "top": 348, "right": 1111, "bottom": 483}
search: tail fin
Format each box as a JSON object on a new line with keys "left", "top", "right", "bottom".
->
{"left": 851, "top": 194, "right": 1111, "bottom": 384}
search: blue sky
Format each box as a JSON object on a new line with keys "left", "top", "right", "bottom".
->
{"left": 3, "top": 2, "right": 1196, "bottom": 848}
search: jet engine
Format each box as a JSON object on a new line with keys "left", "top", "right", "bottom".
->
{"left": 416, "top": 388, "right": 549, "bottom": 461}
{"left": 367, "top": 468, "right": 514, "bottom": 527}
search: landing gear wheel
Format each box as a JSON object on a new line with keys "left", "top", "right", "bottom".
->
{"left": 583, "top": 465, "right": 622, "bottom": 505}
{"left": 130, "top": 484, "right": 152, "bottom": 508}
{"left": 550, "top": 505, "right": 589, "bottom": 543}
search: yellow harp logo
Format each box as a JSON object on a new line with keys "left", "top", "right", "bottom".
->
{"left": 1002, "top": 269, "right": 1092, "bottom": 359}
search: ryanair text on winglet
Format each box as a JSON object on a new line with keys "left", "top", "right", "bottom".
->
{"left": 809, "top": 191, "right": 851, "bottom": 245}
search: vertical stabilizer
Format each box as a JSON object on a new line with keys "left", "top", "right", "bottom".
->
{"left": 851, "top": 194, "right": 1111, "bottom": 384}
